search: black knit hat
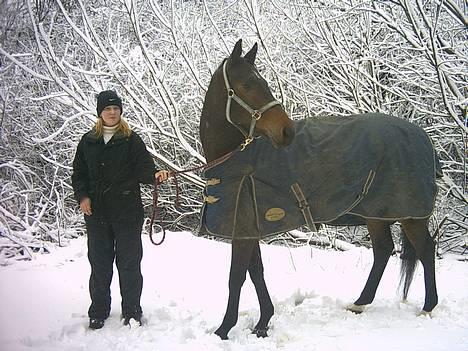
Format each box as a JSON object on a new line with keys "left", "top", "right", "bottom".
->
{"left": 96, "top": 90, "right": 123, "bottom": 117}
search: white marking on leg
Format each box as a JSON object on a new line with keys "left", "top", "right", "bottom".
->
{"left": 346, "top": 303, "right": 366, "bottom": 313}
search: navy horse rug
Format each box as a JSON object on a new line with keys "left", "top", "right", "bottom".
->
{"left": 199, "top": 113, "right": 441, "bottom": 240}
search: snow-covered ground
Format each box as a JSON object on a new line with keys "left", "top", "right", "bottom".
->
{"left": 1, "top": 231, "right": 467, "bottom": 351}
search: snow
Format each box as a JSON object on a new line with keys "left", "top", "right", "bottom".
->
{"left": 1, "top": 231, "right": 467, "bottom": 351}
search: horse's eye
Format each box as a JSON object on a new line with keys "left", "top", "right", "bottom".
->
{"left": 242, "top": 78, "right": 255, "bottom": 89}
{"left": 243, "top": 82, "right": 252, "bottom": 89}
{"left": 245, "top": 73, "right": 262, "bottom": 88}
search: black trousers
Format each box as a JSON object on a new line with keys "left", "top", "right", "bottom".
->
{"left": 86, "top": 217, "right": 143, "bottom": 319}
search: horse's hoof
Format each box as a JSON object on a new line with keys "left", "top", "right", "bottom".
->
{"left": 252, "top": 327, "right": 268, "bottom": 338}
{"left": 214, "top": 328, "right": 229, "bottom": 340}
{"left": 346, "top": 303, "right": 365, "bottom": 314}
{"left": 418, "top": 310, "right": 432, "bottom": 318}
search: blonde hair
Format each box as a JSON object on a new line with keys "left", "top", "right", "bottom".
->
{"left": 94, "top": 117, "right": 132, "bottom": 137}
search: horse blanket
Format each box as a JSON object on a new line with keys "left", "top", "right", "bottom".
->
{"left": 199, "top": 113, "right": 441, "bottom": 240}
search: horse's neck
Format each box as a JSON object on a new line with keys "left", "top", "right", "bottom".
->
{"left": 200, "top": 72, "right": 244, "bottom": 162}
{"left": 200, "top": 110, "right": 244, "bottom": 162}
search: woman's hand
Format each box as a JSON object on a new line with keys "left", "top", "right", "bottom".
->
{"left": 80, "top": 197, "right": 92, "bottom": 216}
{"left": 155, "top": 170, "right": 170, "bottom": 183}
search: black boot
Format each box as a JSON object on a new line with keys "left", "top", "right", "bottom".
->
{"left": 89, "top": 318, "right": 105, "bottom": 329}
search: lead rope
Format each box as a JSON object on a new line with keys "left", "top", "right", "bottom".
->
{"left": 148, "top": 149, "right": 238, "bottom": 245}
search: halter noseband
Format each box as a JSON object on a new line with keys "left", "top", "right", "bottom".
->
{"left": 222, "top": 60, "right": 281, "bottom": 150}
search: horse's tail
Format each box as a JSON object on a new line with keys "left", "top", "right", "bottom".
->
{"left": 399, "top": 229, "right": 418, "bottom": 300}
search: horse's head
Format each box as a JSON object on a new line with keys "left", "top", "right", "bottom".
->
{"left": 222, "top": 39, "right": 295, "bottom": 148}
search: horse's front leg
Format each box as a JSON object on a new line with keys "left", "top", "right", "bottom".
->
{"left": 215, "top": 239, "right": 256, "bottom": 340}
{"left": 248, "top": 242, "right": 274, "bottom": 337}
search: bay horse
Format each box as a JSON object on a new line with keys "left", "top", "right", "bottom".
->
{"left": 199, "top": 39, "right": 438, "bottom": 340}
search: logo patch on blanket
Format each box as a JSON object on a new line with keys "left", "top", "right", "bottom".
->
{"left": 265, "top": 208, "right": 285, "bottom": 221}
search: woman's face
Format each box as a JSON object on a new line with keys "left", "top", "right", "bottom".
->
{"left": 100, "top": 105, "right": 121, "bottom": 127}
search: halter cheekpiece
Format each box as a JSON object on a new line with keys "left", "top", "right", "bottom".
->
{"left": 222, "top": 60, "right": 281, "bottom": 150}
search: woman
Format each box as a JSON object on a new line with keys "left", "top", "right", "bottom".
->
{"left": 72, "top": 90, "right": 169, "bottom": 329}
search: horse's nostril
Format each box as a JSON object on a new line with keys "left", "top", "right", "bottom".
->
{"left": 283, "top": 126, "right": 295, "bottom": 145}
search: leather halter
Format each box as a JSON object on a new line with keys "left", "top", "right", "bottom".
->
{"left": 222, "top": 60, "right": 281, "bottom": 150}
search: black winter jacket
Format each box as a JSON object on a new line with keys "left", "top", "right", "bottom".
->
{"left": 72, "top": 128, "right": 156, "bottom": 222}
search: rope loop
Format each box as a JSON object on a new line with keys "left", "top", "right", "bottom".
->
{"left": 148, "top": 179, "right": 166, "bottom": 246}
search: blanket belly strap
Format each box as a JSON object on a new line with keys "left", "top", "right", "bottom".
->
{"left": 291, "top": 182, "right": 317, "bottom": 232}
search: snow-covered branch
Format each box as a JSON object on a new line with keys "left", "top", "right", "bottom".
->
{"left": 0, "top": 0, "right": 466, "bottom": 261}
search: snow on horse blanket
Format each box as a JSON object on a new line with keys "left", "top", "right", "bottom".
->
{"left": 199, "top": 113, "right": 440, "bottom": 240}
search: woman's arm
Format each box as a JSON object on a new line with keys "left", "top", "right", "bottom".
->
{"left": 71, "top": 137, "right": 90, "bottom": 203}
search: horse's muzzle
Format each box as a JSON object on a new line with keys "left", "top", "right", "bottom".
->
{"left": 281, "top": 125, "right": 295, "bottom": 146}
{"left": 270, "top": 123, "right": 295, "bottom": 148}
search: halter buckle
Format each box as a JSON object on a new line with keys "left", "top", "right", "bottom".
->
{"left": 240, "top": 137, "right": 253, "bottom": 151}
{"left": 252, "top": 110, "right": 262, "bottom": 120}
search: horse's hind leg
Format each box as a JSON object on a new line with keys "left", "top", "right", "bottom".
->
{"left": 215, "top": 239, "right": 256, "bottom": 340}
{"left": 400, "top": 218, "right": 438, "bottom": 313}
{"left": 248, "top": 242, "right": 274, "bottom": 337}
{"left": 348, "top": 219, "right": 394, "bottom": 313}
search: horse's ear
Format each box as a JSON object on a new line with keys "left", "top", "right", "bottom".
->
{"left": 230, "top": 39, "right": 243, "bottom": 61}
{"left": 244, "top": 43, "right": 258, "bottom": 65}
